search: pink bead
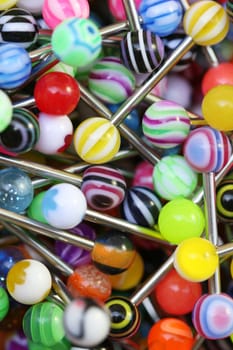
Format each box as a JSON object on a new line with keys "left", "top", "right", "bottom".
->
{"left": 132, "top": 161, "right": 154, "bottom": 190}
{"left": 108, "top": 0, "right": 141, "bottom": 21}
{"left": 42, "top": 0, "right": 90, "bottom": 29}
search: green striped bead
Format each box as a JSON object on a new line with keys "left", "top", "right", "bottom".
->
{"left": 0, "top": 287, "right": 9, "bottom": 321}
{"left": 23, "top": 301, "right": 65, "bottom": 347}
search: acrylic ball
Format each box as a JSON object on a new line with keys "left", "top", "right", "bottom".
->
{"left": 63, "top": 297, "right": 111, "bottom": 348}
{"left": 42, "top": 0, "right": 90, "bottom": 29}
{"left": 0, "top": 0, "right": 18, "bottom": 11}
{"left": 17, "top": 0, "right": 44, "bottom": 15}
{"left": 0, "top": 108, "right": 40, "bottom": 154}
{"left": 0, "top": 167, "right": 34, "bottom": 213}
{"left": 88, "top": 57, "right": 136, "bottom": 104}
{"left": 108, "top": 0, "right": 141, "bottom": 21}
{"left": 81, "top": 165, "right": 126, "bottom": 211}
{"left": 34, "top": 112, "right": 73, "bottom": 155}
{"left": 51, "top": 17, "right": 102, "bottom": 68}
{"left": 0, "top": 286, "right": 9, "bottom": 321}
{"left": 0, "top": 89, "right": 13, "bottom": 132}
{"left": 142, "top": 100, "right": 190, "bottom": 148}
{"left": 139, "top": 0, "right": 183, "bottom": 37}
{"left": 0, "top": 8, "right": 38, "bottom": 49}
{"left": 6, "top": 259, "right": 52, "bottom": 305}
{"left": 23, "top": 301, "right": 65, "bottom": 347}
{"left": 41, "top": 183, "right": 87, "bottom": 229}
{"left": 152, "top": 155, "right": 198, "bottom": 201}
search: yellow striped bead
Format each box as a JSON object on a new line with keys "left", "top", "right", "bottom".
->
{"left": 183, "top": 0, "right": 229, "bottom": 46}
{"left": 73, "top": 117, "right": 121, "bottom": 164}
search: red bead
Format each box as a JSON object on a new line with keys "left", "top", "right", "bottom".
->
{"left": 34, "top": 72, "right": 80, "bottom": 115}
{"left": 202, "top": 63, "right": 233, "bottom": 95}
{"left": 154, "top": 268, "right": 202, "bottom": 315}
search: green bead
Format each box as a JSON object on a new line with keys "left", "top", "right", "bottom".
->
{"left": 27, "top": 191, "right": 48, "bottom": 224}
{"left": 51, "top": 17, "right": 102, "bottom": 68}
{"left": 23, "top": 301, "right": 65, "bottom": 347}
{"left": 28, "top": 337, "right": 71, "bottom": 350}
{"left": 0, "top": 90, "right": 13, "bottom": 132}
{"left": 0, "top": 287, "right": 9, "bottom": 321}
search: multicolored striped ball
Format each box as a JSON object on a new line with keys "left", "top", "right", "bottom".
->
{"left": 0, "top": 8, "right": 38, "bottom": 48}
{"left": 183, "top": 126, "right": 232, "bottom": 173}
{"left": 153, "top": 155, "right": 198, "bottom": 200}
{"left": 120, "top": 29, "right": 164, "bottom": 74}
{"left": 73, "top": 117, "right": 121, "bottom": 164}
{"left": 81, "top": 165, "right": 126, "bottom": 211}
{"left": 0, "top": 43, "right": 31, "bottom": 89}
{"left": 0, "top": 108, "right": 39, "bottom": 154}
{"left": 121, "top": 186, "right": 162, "bottom": 227}
{"left": 139, "top": 0, "right": 183, "bottom": 37}
{"left": 142, "top": 100, "right": 190, "bottom": 149}
{"left": 51, "top": 17, "right": 102, "bottom": 68}
{"left": 88, "top": 56, "right": 136, "bottom": 104}
{"left": 42, "top": 0, "right": 90, "bottom": 29}
{"left": 183, "top": 0, "right": 230, "bottom": 46}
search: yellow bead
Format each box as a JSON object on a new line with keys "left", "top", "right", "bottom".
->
{"left": 174, "top": 237, "right": 219, "bottom": 282}
{"left": 0, "top": 0, "right": 17, "bottom": 10}
{"left": 183, "top": 0, "right": 229, "bottom": 46}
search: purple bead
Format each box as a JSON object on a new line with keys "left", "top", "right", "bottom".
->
{"left": 192, "top": 293, "right": 233, "bottom": 339}
{"left": 55, "top": 223, "right": 96, "bottom": 268}
{"left": 183, "top": 126, "right": 232, "bottom": 173}
{"left": 6, "top": 329, "right": 28, "bottom": 350}
{"left": 120, "top": 29, "right": 164, "bottom": 74}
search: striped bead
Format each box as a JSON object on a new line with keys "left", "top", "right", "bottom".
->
{"left": 73, "top": 117, "right": 121, "bottom": 164}
{"left": 121, "top": 186, "right": 162, "bottom": 227}
{"left": 0, "top": 8, "right": 38, "bottom": 48}
{"left": 88, "top": 57, "right": 136, "bottom": 104}
{"left": 81, "top": 165, "right": 126, "bottom": 211}
{"left": 153, "top": 155, "right": 198, "bottom": 200}
{"left": 139, "top": 0, "right": 183, "bottom": 37}
{"left": 183, "top": 126, "right": 232, "bottom": 173}
{"left": 183, "top": 0, "right": 230, "bottom": 46}
{"left": 42, "top": 0, "right": 90, "bottom": 29}
{"left": 0, "top": 43, "right": 31, "bottom": 89}
{"left": 142, "top": 100, "right": 190, "bottom": 149}
{"left": 0, "top": 108, "right": 39, "bottom": 154}
{"left": 226, "top": 0, "right": 233, "bottom": 22}
{"left": 120, "top": 29, "right": 164, "bottom": 73}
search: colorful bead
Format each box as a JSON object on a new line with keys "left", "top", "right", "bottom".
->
{"left": 6, "top": 259, "right": 52, "bottom": 305}
{"left": 226, "top": 0, "right": 233, "bottom": 21}
{"left": 183, "top": 126, "right": 232, "bottom": 173}
{"left": 0, "top": 287, "right": 9, "bottom": 321}
{"left": 23, "top": 301, "right": 65, "bottom": 347}
{"left": 148, "top": 318, "right": 194, "bottom": 350}
{"left": 41, "top": 183, "right": 87, "bottom": 229}
{"left": 152, "top": 155, "right": 198, "bottom": 200}
{"left": 192, "top": 293, "right": 233, "bottom": 339}
{"left": 201, "top": 62, "right": 233, "bottom": 95}
{"left": 183, "top": 0, "right": 229, "bottom": 46}
{"left": 91, "top": 231, "right": 136, "bottom": 275}
{"left": 142, "top": 100, "right": 190, "bottom": 148}
{"left": 0, "top": 43, "right": 32, "bottom": 89}
{"left": 0, "top": 246, "right": 26, "bottom": 288}
{"left": 55, "top": 222, "right": 96, "bottom": 268}
{"left": 0, "top": 89, "right": 13, "bottom": 132}
{"left": 174, "top": 237, "right": 219, "bottom": 282}
{"left": 0, "top": 0, "right": 17, "bottom": 11}
{"left": 105, "top": 296, "right": 140, "bottom": 339}
{"left": 73, "top": 117, "right": 121, "bottom": 164}
{"left": 158, "top": 198, "right": 205, "bottom": 244}
{"left": 81, "top": 165, "right": 126, "bottom": 211}
{"left": 27, "top": 191, "right": 48, "bottom": 224}
{"left": 202, "top": 84, "right": 233, "bottom": 131}
{"left": 88, "top": 57, "right": 136, "bottom": 104}
{"left": 63, "top": 297, "right": 111, "bottom": 347}
{"left": 139, "top": 0, "right": 183, "bottom": 37}
{"left": 34, "top": 72, "right": 80, "bottom": 115}
{"left": 51, "top": 17, "right": 102, "bottom": 68}
{"left": 108, "top": 0, "right": 142, "bottom": 21}
{"left": 35, "top": 112, "right": 73, "bottom": 155}
{"left": 42, "top": 0, "right": 90, "bottom": 29}
{"left": 121, "top": 186, "right": 162, "bottom": 227}
{"left": 216, "top": 177, "right": 233, "bottom": 221}
{"left": 132, "top": 160, "right": 154, "bottom": 189}
{"left": 0, "top": 108, "right": 39, "bottom": 154}
{"left": 0, "top": 167, "right": 34, "bottom": 213}
{"left": 120, "top": 29, "right": 164, "bottom": 74}
{"left": 67, "top": 263, "right": 112, "bottom": 302}
{"left": 16, "top": 0, "right": 44, "bottom": 15}
{"left": 0, "top": 8, "right": 38, "bottom": 48}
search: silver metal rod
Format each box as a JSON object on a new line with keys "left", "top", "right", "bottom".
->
{"left": 110, "top": 36, "right": 194, "bottom": 126}
{"left": 2, "top": 222, "right": 73, "bottom": 276}
{"left": 202, "top": 172, "right": 221, "bottom": 294}
{"left": 122, "top": 0, "right": 141, "bottom": 31}
{"left": 130, "top": 253, "right": 174, "bottom": 306}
